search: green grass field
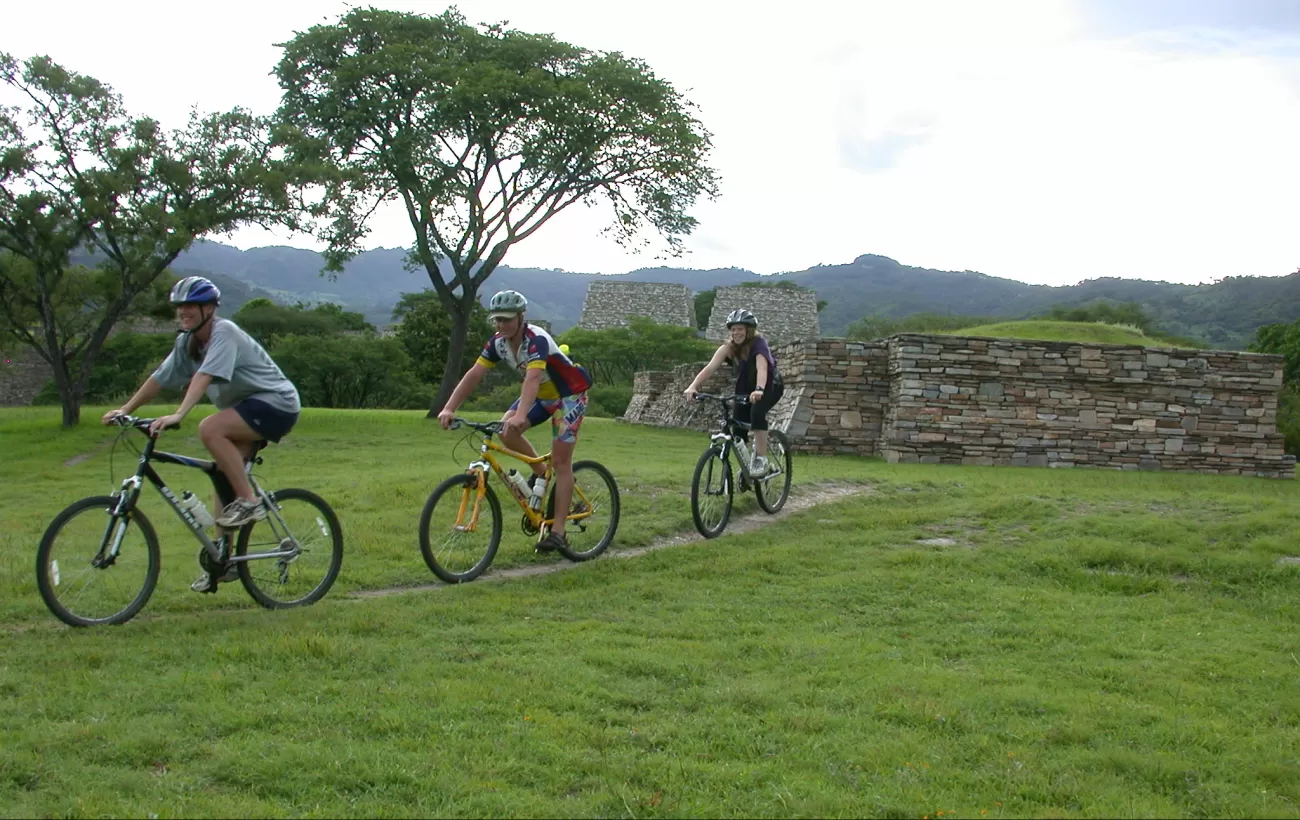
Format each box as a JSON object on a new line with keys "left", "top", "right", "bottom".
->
{"left": 946, "top": 321, "right": 1156, "bottom": 346}
{"left": 2, "top": 405, "right": 1299, "bottom": 818}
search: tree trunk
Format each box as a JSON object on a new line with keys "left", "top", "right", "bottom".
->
{"left": 427, "top": 306, "right": 471, "bottom": 417}
{"left": 49, "top": 356, "right": 82, "bottom": 427}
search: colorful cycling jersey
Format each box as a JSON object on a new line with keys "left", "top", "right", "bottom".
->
{"left": 476, "top": 323, "right": 591, "bottom": 400}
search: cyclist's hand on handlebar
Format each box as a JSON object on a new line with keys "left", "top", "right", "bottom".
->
{"left": 683, "top": 387, "right": 698, "bottom": 401}
{"left": 148, "top": 413, "right": 183, "bottom": 437}
{"left": 437, "top": 408, "right": 456, "bottom": 430}
{"left": 102, "top": 408, "right": 129, "bottom": 426}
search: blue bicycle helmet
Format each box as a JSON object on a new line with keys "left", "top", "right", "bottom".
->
{"left": 170, "top": 276, "right": 221, "bottom": 305}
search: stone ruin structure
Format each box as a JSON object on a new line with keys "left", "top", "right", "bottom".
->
{"left": 622, "top": 333, "right": 1294, "bottom": 478}
{"left": 578, "top": 281, "right": 695, "bottom": 331}
{"left": 705, "top": 285, "right": 821, "bottom": 346}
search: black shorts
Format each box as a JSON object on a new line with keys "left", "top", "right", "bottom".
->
{"left": 233, "top": 398, "right": 299, "bottom": 443}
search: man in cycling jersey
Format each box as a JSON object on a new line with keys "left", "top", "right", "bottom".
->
{"left": 437, "top": 290, "right": 592, "bottom": 553}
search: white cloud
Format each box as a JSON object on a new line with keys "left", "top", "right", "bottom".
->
{"left": 3, "top": 0, "right": 1298, "bottom": 284}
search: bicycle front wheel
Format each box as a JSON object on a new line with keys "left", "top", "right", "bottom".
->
{"left": 754, "top": 430, "right": 793, "bottom": 514}
{"left": 236, "top": 488, "right": 344, "bottom": 609}
{"left": 691, "top": 447, "right": 734, "bottom": 538}
{"left": 547, "top": 460, "right": 620, "bottom": 562}
{"left": 36, "top": 495, "right": 160, "bottom": 627}
{"left": 419, "top": 473, "right": 502, "bottom": 583}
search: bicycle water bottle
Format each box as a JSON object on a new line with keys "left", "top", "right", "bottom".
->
{"left": 179, "top": 491, "right": 215, "bottom": 528}
{"left": 504, "top": 469, "right": 532, "bottom": 501}
{"left": 733, "top": 437, "right": 752, "bottom": 467}
{"left": 529, "top": 476, "right": 548, "bottom": 511}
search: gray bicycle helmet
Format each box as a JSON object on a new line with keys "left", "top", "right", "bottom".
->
{"left": 488, "top": 289, "right": 528, "bottom": 319}
{"left": 725, "top": 308, "right": 757, "bottom": 328}
{"left": 169, "top": 275, "right": 221, "bottom": 305}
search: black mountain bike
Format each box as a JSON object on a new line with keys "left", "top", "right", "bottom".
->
{"left": 36, "top": 415, "right": 344, "bottom": 626}
{"left": 689, "top": 394, "right": 793, "bottom": 538}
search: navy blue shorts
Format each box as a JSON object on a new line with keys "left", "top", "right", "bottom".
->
{"left": 233, "top": 398, "right": 299, "bottom": 443}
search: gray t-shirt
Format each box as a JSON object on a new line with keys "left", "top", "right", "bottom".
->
{"left": 153, "top": 318, "right": 300, "bottom": 414}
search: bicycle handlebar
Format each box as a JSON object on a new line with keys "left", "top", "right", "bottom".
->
{"left": 106, "top": 413, "right": 180, "bottom": 433}
{"left": 692, "top": 393, "right": 750, "bottom": 406}
{"left": 447, "top": 417, "right": 504, "bottom": 435}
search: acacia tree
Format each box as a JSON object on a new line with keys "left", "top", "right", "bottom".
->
{"left": 274, "top": 7, "right": 719, "bottom": 414}
{"left": 0, "top": 53, "right": 306, "bottom": 425}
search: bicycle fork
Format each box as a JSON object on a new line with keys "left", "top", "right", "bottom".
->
{"left": 454, "top": 466, "right": 489, "bottom": 532}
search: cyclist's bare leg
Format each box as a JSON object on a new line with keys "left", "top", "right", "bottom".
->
{"left": 198, "top": 409, "right": 263, "bottom": 502}
{"left": 548, "top": 437, "right": 576, "bottom": 537}
{"left": 754, "top": 429, "right": 769, "bottom": 458}
{"left": 212, "top": 439, "right": 258, "bottom": 539}
{"left": 500, "top": 419, "right": 547, "bottom": 480}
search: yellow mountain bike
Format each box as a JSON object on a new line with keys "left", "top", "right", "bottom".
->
{"left": 419, "top": 417, "right": 620, "bottom": 583}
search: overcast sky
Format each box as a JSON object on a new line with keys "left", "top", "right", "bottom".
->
{"left": 6, "top": 0, "right": 1299, "bottom": 285}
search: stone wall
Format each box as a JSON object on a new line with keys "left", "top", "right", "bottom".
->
{"left": 622, "top": 333, "right": 1295, "bottom": 478}
{"left": 0, "top": 318, "right": 177, "bottom": 407}
{"left": 705, "top": 286, "right": 821, "bottom": 346}
{"left": 882, "top": 334, "right": 1292, "bottom": 477}
{"left": 578, "top": 281, "right": 695, "bottom": 331}
{"left": 0, "top": 346, "right": 53, "bottom": 406}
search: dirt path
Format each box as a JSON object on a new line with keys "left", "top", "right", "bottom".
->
{"left": 349, "top": 480, "right": 874, "bottom": 600}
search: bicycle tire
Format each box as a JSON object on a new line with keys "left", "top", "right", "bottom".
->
{"left": 235, "top": 488, "right": 344, "bottom": 609}
{"left": 36, "top": 495, "right": 161, "bottom": 627}
{"left": 419, "top": 473, "right": 502, "bottom": 583}
{"left": 754, "top": 430, "right": 793, "bottom": 514}
{"left": 691, "top": 447, "right": 734, "bottom": 538}
{"left": 547, "top": 460, "right": 620, "bottom": 562}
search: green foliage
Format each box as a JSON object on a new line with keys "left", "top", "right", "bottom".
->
{"left": 846, "top": 312, "right": 997, "bottom": 340}
{"left": 1274, "top": 387, "right": 1300, "bottom": 456}
{"left": 584, "top": 385, "right": 633, "bottom": 418}
{"left": 948, "top": 320, "right": 1157, "bottom": 346}
{"left": 559, "top": 317, "right": 713, "bottom": 385}
{"left": 33, "top": 331, "right": 179, "bottom": 406}
{"left": 391, "top": 290, "right": 493, "bottom": 386}
{"left": 232, "top": 299, "right": 374, "bottom": 348}
{"left": 694, "top": 288, "right": 716, "bottom": 330}
{"left": 274, "top": 7, "right": 719, "bottom": 409}
{"left": 1248, "top": 318, "right": 1300, "bottom": 386}
{"left": 1039, "top": 300, "right": 1154, "bottom": 331}
{"left": 458, "top": 382, "right": 523, "bottom": 414}
{"left": 1248, "top": 320, "right": 1300, "bottom": 456}
{"left": 270, "top": 334, "right": 427, "bottom": 409}
{"left": 0, "top": 52, "right": 306, "bottom": 425}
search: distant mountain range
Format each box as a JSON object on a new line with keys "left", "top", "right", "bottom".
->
{"left": 166, "top": 241, "right": 1300, "bottom": 349}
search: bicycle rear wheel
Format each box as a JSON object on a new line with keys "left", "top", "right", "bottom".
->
{"left": 235, "top": 488, "right": 343, "bottom": 609}
{"left": 754, "top": 430, "right": 793, "bottom": 514}
{"left": 691, "top": 447, "right": 734, "bottom": 538}
{"left": 419, "top": 473, "right": 502, "bottom": 583}
{"left": 36, "top": 495, "right": 160, "bottom": 626}
{"left": 547, "top": 460, "right": 620, "bottom": 561}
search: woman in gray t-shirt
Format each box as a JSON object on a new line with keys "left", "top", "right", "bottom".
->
{"left": 103, "top": 276, "right": 301, "bottom": 551}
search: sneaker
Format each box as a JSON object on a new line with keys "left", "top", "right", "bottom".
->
{"left": 749, "top": 456, "right": 768, "bottom": 478}
{"left": 535, "top": 530, "right": 570, "bottom": 553}
{"left": 215, "top": 497, "right": 266, "bottom": 528}
{"left": 190, "top": 565, "right": 237, "bottom": 593}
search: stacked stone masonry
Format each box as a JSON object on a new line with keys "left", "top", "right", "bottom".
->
{"left": 578, "top": 281, "right": 695, "bottom": 331}
{"left": 622, "top": 332, "right": 1294, "bottom": 479}
{"left": 705, "top": 286, "right": 821, "bottom": 347}
{"left": 0, "top": 319, "right": 177, "bottom": 407}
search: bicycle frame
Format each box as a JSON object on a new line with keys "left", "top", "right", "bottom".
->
{"left": 698, "top": 394, "right": 756, "bottom": 485}
{"left": 108, "top": 417, "right": 295, "bottom": 565}
{"left": 450, "top": 420, "right": 594, "bottom": 534}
